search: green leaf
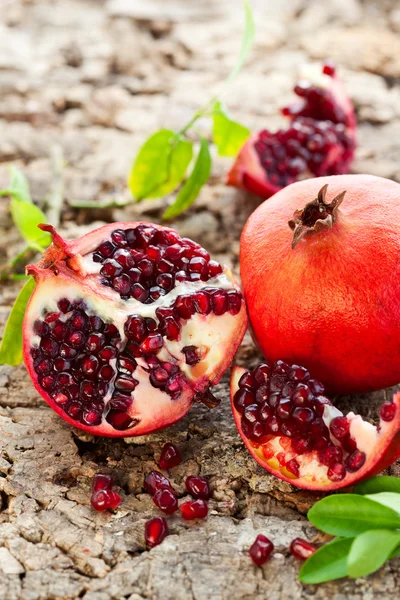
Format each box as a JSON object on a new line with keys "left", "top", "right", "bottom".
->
{"left": 148, "top": 137, "right": 193, "bottom": 198}
{"left": 128, "top": 130, "right": 192, "bottom": 201}
{"left": 347, "top": 530, "right": 400, "bottom": 578}
{"left": 225, "top": 0, "right": 255, "bottom": 87}
{"left": 0, "top": 277, "right": 36, "bottom": 366}
{"left": 212, "top": 102, "right": 250, "bottom": 157}
{"left": 162, "top": 137, "right": 211, "bottom": 220}
{"left": 10, "top": 199, "right": 51, "bottom": 249}
{"left": 299, "top": 538, "right": 353, "bottom": 584}
{"left": 308, "top": 494, "right": 400, "bottom": 537}
{"left": 364, "top": 492, "right": 400, "bottom": 514}
{"left": 0, "top": 167, "right": 32, "bottom": 203}
{"left": 354, "top": 476, "right": 400, "bottom": 495}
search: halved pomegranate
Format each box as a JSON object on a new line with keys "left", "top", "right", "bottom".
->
{"left": 230, "top": 362, "right": 400, "bottom": 491}
{"left": 227, "top": 62, "right": 356, "bottom": 198}
{"left": 23, "top": 222, "right": 247, "bottom": 437}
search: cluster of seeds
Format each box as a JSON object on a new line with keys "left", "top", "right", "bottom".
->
{"left": 233, "top": 360, "right": 367, "bottom": 483}
{"left": 143, "top": 443, "right": 211, "bottom": 548}
{"left": 92, "top": 225, "right": 224, "bottom": 302}
{"left": 254, "top": 117, "right": 355, "bottom": 189}
{"left": 249, "top": 534, "right": 316, "bottom": 567}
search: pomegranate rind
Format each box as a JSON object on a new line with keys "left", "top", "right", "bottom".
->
{"left": 230, "top": 366, "right": 400, "bottom": 491}
{"left": 23, "top": 223, "right": 247, "bottom": 437}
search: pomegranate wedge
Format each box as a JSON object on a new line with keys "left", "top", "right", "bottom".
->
{"left": 23, "top": 222, "right": 247, "bottom": 437}
{"left": 230, "top": 363, "right": 400, "bottom": 491}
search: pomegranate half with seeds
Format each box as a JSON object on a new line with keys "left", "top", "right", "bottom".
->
{"left": 227, "top": 62, "right": 356, "bottom": 198}
{"left": 23, "top": 222, "right": 247, "bottom": 436}
{"left": 231, "top": 361, "right": 400, "bottom": 491}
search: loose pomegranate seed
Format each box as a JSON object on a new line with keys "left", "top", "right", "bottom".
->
{"left": 185, "top": 475, "right": 211, "bottom": 500}
{"left": 180, "top": 499, "right": 208, "bottom": 520}
{"left": 158, "top": 443, "right": 182, "bottom": 470}
{"left": 153, "top": 488, "right": 178, "bottom": 514}
{"left": 346, "top": 449, "right": 366, "bottom": 472}
{"left": 145, "top": 517, "right": 168, "bottom": 548}
{"left": 330, "top": 416, "right": 350, "bottom": 439}
{"left": 380, "top": 401, "right": 396, "bottom": 422}
{"left": 144, "top": 471, "right": 172, "bottom": 495}
{"left": 290, "top": 538, "right": 316, "bottom": 560}
{"left": 91, "top": 489, "right": 121, "bottom": 512}
{"left": 249, "top": 534, "right": 274, "bottom": 566}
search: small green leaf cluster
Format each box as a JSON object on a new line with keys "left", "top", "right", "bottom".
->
{"left": 300, "top": 476, "right": 400, "bottom": 583}
{"left": 127, "top": 1, "right": 253, "bottom": 219}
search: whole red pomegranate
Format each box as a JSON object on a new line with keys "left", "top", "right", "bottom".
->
{"left": 23, "top": 222, "right": 247, "bottom": 436}
{"left": 227, "top": 62, "right": 356, "bottom": 198}
{"left": 240, "top": 174, "right": 400, "bottom": 394}
{"left": 231, "top": 360, "right": 400, "bottom": 491}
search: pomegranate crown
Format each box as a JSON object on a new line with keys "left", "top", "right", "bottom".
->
{"left": 288, "top": 184, "right": 346, "bottom": 249}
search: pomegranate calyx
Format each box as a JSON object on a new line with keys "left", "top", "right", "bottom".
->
{"left": 288, "top": 184, "right": 346, "bottom": 249}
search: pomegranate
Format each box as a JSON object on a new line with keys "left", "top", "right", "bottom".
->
{"left": 185, "top": 475, "right": 211, "bottom": 500}
{"left": 230, "top": 361, "right": 400, "bottom": 491}
{"left": 227, "top": 62, "right": 356, "bottom": 198}
{"left": 249, "top": 534, "right": 274, "bottom": 566}
{"left": 23, "top": 222, "right": 247, "bottom": 436}
{"left": 240, "top": 176, "right": 400, "bottom": 394}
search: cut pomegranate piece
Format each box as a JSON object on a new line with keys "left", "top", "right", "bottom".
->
{"left": 290, "top": 538, "right": 316, "bottom": 560}
{"left": 158, "top": 442, "right": 182, "bottom": 470}
{"left": 180, "top": 499, "right": 208, "bottom": 520}
{"left": 230, "top": 362, "right": 400, "bottom": 491}
{"left": 23, "top": 222, "right": 247, "bottom": 437}
{"left": 185, "top": 475, "right": 211, "bottom": 500}
{"left": 249, "top": 534, "right": 274, "bottom": 566}
{"left": 145, "top": 517, "right": 168, "bottom": 548}
{"left": 227, "top": 62, "right": 356, "bottom": 199}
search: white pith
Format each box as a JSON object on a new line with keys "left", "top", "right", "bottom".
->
{"left": 231, "top": 367, "right": 388, "bottom": 485}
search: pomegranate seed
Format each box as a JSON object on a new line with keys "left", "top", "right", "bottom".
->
{"left": 249, "top": 534, "right": 274, "bottom": 566}
{"left": 380, "top": 401, "right": 396, "bottom": 422}
{"left": 57, "top": 298, "right": 72, "bottom": 313}
{"left": 93, "top": 474, "right": 113, "bottom": 492}
{"left": 234, "top": 389, "right": 255, "bottom": 413}
{"left": 346, "top": 449, "right": 366, "bottom": 472}
{"left": 117, "top": 355, "right": 137, "bottom": 373}
{"left": 124, "top": 315, "right": 146, "bottom": 342}
{"left": 111, "top": 229, "right": 127, "bottom": 247}
{"left": 290, "top": 538, "right": 316, "bottom": 560}
{"left": 145, "top": 516, "right": 168, "bottom": 548}
{"left": 265, "top": 415, "right": 280, "bottom": 434}
{"left": 262, "top": 444, "right": 275, "bottom": 460}
{"left": 322, "top": 61, "right": 336, "bottom": 77}
{"left": 67, "top": 331, "right": 85, "bottom": 349}
{"left": 40, "top": 375, "right": 55, "bottom": 391}
{"left": 82, "top": 355, "right": 100, "bottom": 377}
{"left": 285, "top": 458, "right": 300, "bottom": 477}
{"left": 292, "top": 437, "right": 313, "bottom": 454}
{"left": 292, "top": 407, "right": 314, "bottom": 425}
{"left": 192, "top": 291, "right": 211, "bottom": 314}
{"left": 259, "top": 402, "right": 272, "bottom": 421}
{"left": 100, "top": 259, "right": 122, "bottom": 278}
{"left": 208, "top": 260, "right": 222, "bottom": 277}
{"left": 174, "top": 295, "right": 195, "bottom": 319}
{"left": 226, "top": 290, "right": 242, "bottom": 315}
{"left": 40, "top": 338, "right": 59, "bottom": 357}
{"left": 255, "top": 386, "right": 269, "bottom": 404}
{"left": 99, "top": 364, "right": 114, "bottom": 381}
{"left": 182, "top": 345, "right": 200, "bottom": 366}
{"left": 289, "top": 366, "right": 309, "bottom": 382}
{"left": 291, "top": 384, "right": 313, "bottom": 406}
{"left": 115, "top": 376, "right": 138, "bottom": 392}
{"left": 185, "top": 475, "right": 211, "bottom": 500}
{"left": 34, "top": 320, "right": 50, "bottom": 336}
{"left": 113, "top": 274, "right": 132, "bottom": 295}
{"left": 238, "top": 372, "right": 257, "bottom": 389}
{"left": 91, "top": 489, "right": 122, "bottom": 511}
{"left": 144, "top": 471, "right": 172, "bottom": 495}
{"left": 128, "top": 268, "right": 142, "bottom": 283}
{"left": 53, "top": 393, "right": 68, "bottom": 404}
{"left": 131, "top": 283, "right": 149, "bottom": 302}
{"left": 243, "top": 404, "right": 259, "bottom": 424}
{"left": 211, "top": 290, "right": 228, "bottom": 315}
{"left": 140, "top": 334, "right": 163, "bottom": 354}
{"left": 308, "top": 379, "right": 325, "bottom": 394}
{"left": 86, "top": 333, "right": 105, "bottom": 352}
{"left": 330, "top": 416, "right": 350, "bottom": 439}
{"left": 158, "top": 443, "right": 182, "bottom": 470}
{"left": 327, "top": 462, "right": 346, "bottom": 482}
{"left": 153, "top": 488, "right": 178, "bottom": 514}
{"left": 36, "top": 358, "right": 52, "bottom": 375}
{"left": 276, "top": 398, "right": 292, "bottom": 420}
{"left": 180, "top": 499, "right": 208, "bottom": 520}
{"left": 155, "top": 307, "right": 177, "bottom": 320}
{"left": 164, "top": 244, "right": 184, "bottom": 261}
{"left": 319, "top": 445, "right": 343, "bottom": 466}
{"left": 106, "top": 409, "right": 138, "bottom": 430}
{"left": 159, "top": 317, "right": 181, "bottom": 341}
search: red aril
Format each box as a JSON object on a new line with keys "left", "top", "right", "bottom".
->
{"left": 230, "top": 361, "right": 400, "bottom": 491}
{"left": 290, "top": 538, "right": 316, "bottom": 560}
{"left": 153, "top": 488, "right": 178, "bottom": 514}
{"left": 185, "top": 476, "right": 211, "bottom": 500}
{"left": 145, "top": 517, "right": 168, "bottom": 548}
{"left": 158, "top": 442, "right": 182, "bottom": 470}
{"left": 180, "top": 499, "right": 208, "bottom": 520}
{"left": 249, "top": 534, "right": 274, "bottom": 566}
{"left": 144, "top": 471, "right": 172, "bottom": 496}
{"left": 23, "top": 222, "right": 247, "bottom": 437}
